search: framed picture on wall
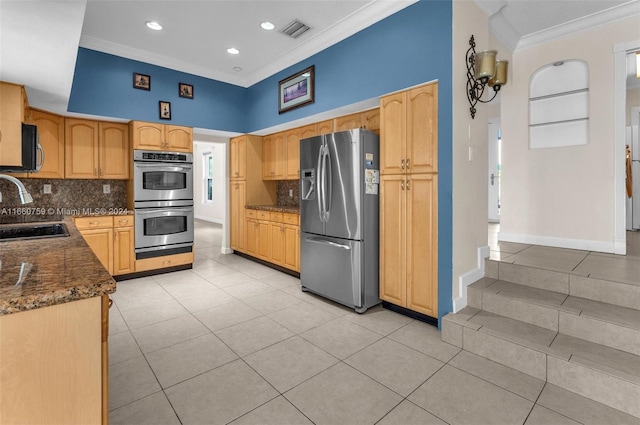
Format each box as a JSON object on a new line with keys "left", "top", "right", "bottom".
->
{"left": 278, "top": 65, "right": 314, "bottom": 114}
{"left": 159, "top": 101, "right": 171, "bottom": 120}
{"left": 133, "top": 73, "right": 151, "bottom": 90}
{"left": 179, "top": 83, "right": 194, "bottom": 99}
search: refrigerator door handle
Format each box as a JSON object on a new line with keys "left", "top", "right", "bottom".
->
{"left": 324, "top": 146, "right": 332, "bottom": 221}
{"left": 305, "top": 237, "right": 351, "bottom": 250}
{"left": 317, "top": 144, "right": 325, "bottom": 222}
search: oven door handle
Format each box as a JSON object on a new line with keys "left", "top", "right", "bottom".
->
{"left": 136, "top": 207, "right": 193, "bottom": 214}
{"left": 135, "top": 163, "right": 192, "bottom": 171}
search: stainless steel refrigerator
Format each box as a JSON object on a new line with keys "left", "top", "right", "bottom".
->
{"left": 299, "top": 128, "right": 380, "bottom": 313}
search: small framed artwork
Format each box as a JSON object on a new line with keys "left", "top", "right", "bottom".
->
{"left": 133, "top": 73, "right": 151, "bottom": 90}
{"left": 159, "top": 101, "right": 171, "bottom": 120}
{"left": 278, "top": 65, "right": 315, "bottom": 114}
{"left": 179, "top": 83, "right": 194, "bottom": 99}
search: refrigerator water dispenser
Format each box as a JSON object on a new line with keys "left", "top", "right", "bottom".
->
{"left": 301, "top": 169, "right": 315, "bottom": 200}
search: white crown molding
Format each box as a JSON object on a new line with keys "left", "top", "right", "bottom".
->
{"left": 516, "top": 0, "right": 640, "bottom": 51}
{"left": 79, "top": 0, "right": 417, "bottom": 88}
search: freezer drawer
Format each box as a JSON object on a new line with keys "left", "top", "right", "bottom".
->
{"left": 301, "top": 233, "right": 362, "bottom": 310}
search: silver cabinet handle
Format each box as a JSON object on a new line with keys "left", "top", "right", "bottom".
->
{"left": 305, "top": 237, "right": 351, "bottom": 250}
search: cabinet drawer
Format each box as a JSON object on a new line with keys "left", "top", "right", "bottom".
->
{"left": 245, "top": 209, "right": 257, "bottom": 219}
{"left": 75, "top": 216, "right": 113, "bottom": 230}
{"left": 114, "top": 215, "right": 134, "bottom": 228}
{"left": 135, "top": 252, "right": 194, "bottom": 272}
{"left": 283, "top": 213, "right": 299, "bottom": 225}
{"left": 257, "top": 211, "right": 270, "bottom": 221}
{"left": 269, "top": 212, "right": 283, "bottom": 222}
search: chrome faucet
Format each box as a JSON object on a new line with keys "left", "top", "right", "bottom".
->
{"left": 0, "top": 174, "right": 33, "bottom": 204}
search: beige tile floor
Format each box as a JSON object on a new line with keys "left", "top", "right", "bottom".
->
{"left": 108, "top": 221, "right": 640, "bottom": 425}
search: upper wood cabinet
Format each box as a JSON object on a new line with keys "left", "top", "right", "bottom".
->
{"left": 380, "top": 83, "right": 437, "bottom": 175}
{"left": 263, "top": 132, "right": 285, "bottom": 180}
{"left": 285, "top": 129, "right": 302, "bottom": 180}
{"left": 317, "top": 119, "right": 334, "bottom": 136}
{"left": 334, "top": 112, "right": 362, "bottom": 132}
{"left": 65, "top": 118, "right": 129, "bottom": 179}
{"left": 0, "top": 82, "right": 27, "bottom": 167}
{"left": 26, "top": 109, "right": 64, "bottom": 179}
{"left": 229, "top": 136, "right": 247, "bottom": 180}
{"left": 129, "top": 121, "right": 192, "bottom": 152}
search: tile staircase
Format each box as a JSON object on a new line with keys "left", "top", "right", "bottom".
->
{"left": 441, "top": 257, "right": 640, "bottom": 419}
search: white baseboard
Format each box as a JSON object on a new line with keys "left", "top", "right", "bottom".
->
{"left": 221, "top": 247, "right": 233, "bottom": 255}
{"left": 194, "top": 215, "right": 223, "bottom": 225}
{"left": 452, "top": 245, "right": 490, "bottom": 312}
{"left": 499, "top": 232, "right": 615, "bottom": 254}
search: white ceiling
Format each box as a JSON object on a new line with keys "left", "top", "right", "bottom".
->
{"left": 1, "top": 0, "right": 639, "bottom": 116}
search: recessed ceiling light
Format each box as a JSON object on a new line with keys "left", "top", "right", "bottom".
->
{"left": 146, "top": 21, "right": 163, "bottom": 31}
{"left": 261, "top": 21, "right": 275, "bottom": 31}
{"left": 227, "top": 47, "right": 240, "bottom": 55}
{"left": 233, "top": 67, "right": 243, "bottom": 72}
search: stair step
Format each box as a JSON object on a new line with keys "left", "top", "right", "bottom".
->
{"left": 469, "top": 278, "right": 640, "bottom": 355}
{"left": 442, "top": 309, "right": 640, "bottom": 418}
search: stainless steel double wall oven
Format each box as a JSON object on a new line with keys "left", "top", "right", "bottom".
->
{"left": 133, "top": 150, "right": 194, "bottom": 259}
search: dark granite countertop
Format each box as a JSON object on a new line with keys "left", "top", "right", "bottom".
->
{"left": 245, "top": 205, "right": 300, "bottom": 214}
{"left": 0, "top": 216, "right": 116, "bottom": 316}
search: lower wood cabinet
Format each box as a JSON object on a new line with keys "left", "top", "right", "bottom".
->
{"left": 75, "top": 215, "right": 134, "bottom": 277}
{"left": 135, "top": 252, "right": 194, "bottom": 272}
{"left": 243, "top": 209, "right": 299, "bottom": 272}
{"left": 0, "top": 296, "right": 106, "bottom": 424}
{"left": 379, "top": 173, "right": 437, "bottom": 317}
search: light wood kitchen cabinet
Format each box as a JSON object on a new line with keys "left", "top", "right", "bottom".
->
{"left": 334, "top": 112, "right": 363, "bottom": 132}
{"left": 65, "top": 118, "right": 129, "bottom": 179}
{"left": 230, "top": 135, "right": 247, "bottom": 180}
{"left": 25, "top": 109, "right": 65, "bottom": 178}
{"left": 380, "top": 83, "right": 437, "bottom": 175}
{"left": 129, "top": 121, "right": 193, "bottom": 152}
{"left": 75, "top": 216, "right": 115, "bottom": 275}
{"left": 244, "top": 208, "right": 299, "bottom": 272}
{"left": 283, "top": 222, "right": 300, "bottom": 272}
{"left": 263, "top": 132, "right": 285, "bottom": 180}
{"left": 246, "top": 214, "right": 270, "bottom": 261}
{"left": 317, "top": 119, "right": 334, "bottom": 135}
{"left": 0, "top": 296, "right": 105, "bottom": 425}
{"left": 0, "top": 82, "right": 28, "bottom": 167}
{"left": 230, "top": 180, "right": 247, "bottom": 251}
{"left": 362, "top": 108, "right": 380, "bottom": 133}
{"left": 113, "top": 216, "right": 135, "bottom": 276}
{"left": 285, "top": 129, "right": 301, "bottom": 180}
{"left": 135, "top": 252, "right": 194, "bottom": 272}
{"left": 75, "top": 215, "right": 135, "bottom": 276}
{"left": 379, "top": 173, "right": 438, "bottom": 317}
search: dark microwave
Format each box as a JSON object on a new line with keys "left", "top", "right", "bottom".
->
{"left": 0, "top": 123, "right": 42, "bottom": 172}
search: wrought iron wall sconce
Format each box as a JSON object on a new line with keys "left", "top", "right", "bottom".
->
{"left": 466, "top": 35, "right": 508, "bottom": 119}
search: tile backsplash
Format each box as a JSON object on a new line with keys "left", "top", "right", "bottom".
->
{"left": 0, "top": 178, "right": 127, "bottom": 223}
{"left": 276, "top": 180, "right": 300, "bottom": 207}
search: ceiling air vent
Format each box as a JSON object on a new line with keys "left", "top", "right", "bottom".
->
{"left": 279, "top": 19, "right": 311, "bottom": 39}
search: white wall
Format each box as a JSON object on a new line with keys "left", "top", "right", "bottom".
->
{"left": 451, "top": 0, "right": 492, "bottom": 311}
{"left": 193, "top": 139, "right": 227, "bottom": 224}
{"left": 500, "top": 16, "right": 640, "bottom": 253}
{"left": 628, "top": 87, "right": 640, "bottom": 126}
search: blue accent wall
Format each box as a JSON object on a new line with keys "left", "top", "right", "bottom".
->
{"left": 68, "top": 49, "right": 247, "bottom": 132}
{"left": 67, "top": 0, "right": 453, "bottom": 321}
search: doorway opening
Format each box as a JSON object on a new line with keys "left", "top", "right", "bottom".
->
{"left": 488, "top": 118, "right": 502, "bottom": 223}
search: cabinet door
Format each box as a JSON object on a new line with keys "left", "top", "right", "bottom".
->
{"left": 380, "top": 92, "right": 406, "bottom": 175}
{"left": 284, "top": 224, "right": 299, "bottom": 271}
{"left": 113, "top": 227, "right": 134, "bottom": 275}
{"left": 407, "top": 84, "right": 438, "bottom": 174}
{"left": 80, "top": 228, "right": 114, "bottom": 275}
{"left": 65, "top": 118, "right": 99, "bottom": 179}
{"left": 28, "top": 109, "right": 64, "bottom": 178}
{"left": 284, "top": 129, "right": 300, "bottom": 180}
{"left": 271, "top": 132, "right": 285, "bottom": 180}
{"left": 0, "top": 83, "right": 24, "bottom": 167}
{"left": 99, "top": 122, "right": 129, "bottom": 179}
{"left": 362, "top": 108, "right": 380, "bottom": 134}
{"left": 406, "top": 173, "right": 438, "bottom": 317}
{"left": 299, "top": 124, "right": 317, "bottom": 140}
{"left": 130, "top": 121, "right": 164, "bottom": 150}
{"left": 165, "top": 125, "right": 193, "bottom": 152}
{"left": 230, "top": 182, "right": 246, "bottom": 251}
{"left": 262, "top": 136, "right": 273, "bottom": 180}
{"left": 269, "top": 222, "right": 285, "bottom": 266}
{"left": 256, "top": 220, "right": 270, "bottom": 260}
{"left": 245, "top": 218, "right": 258, "bottom": 256}
{"left": 334, "top": 112, "right": 362, "bottom": 132}
{"left": 379, "top": 174, "right": 406, "bottom": 306}
{"left": 317, "top": 119, "right": 333, "bottom": 136}
{"left": 229, "top": 136, "right": 246, "bottom": 180}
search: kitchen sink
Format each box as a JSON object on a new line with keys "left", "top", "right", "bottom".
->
{"left": 0, "top": 222, "right": 70, "bottom": 242}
